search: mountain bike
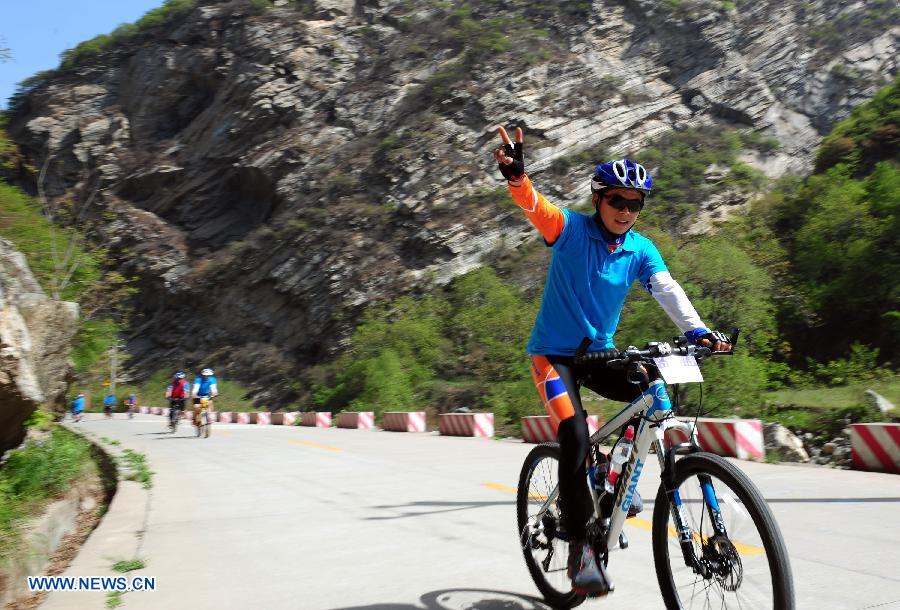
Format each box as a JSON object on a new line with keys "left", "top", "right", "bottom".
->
{"left": 168, "top": 399, "right": 184, "bottom": 433}
{"left": 194, "top": 397, "right": 212, "bottom": 438}
{"left": 516, "top": 334, "right": 794, "bottom": 609}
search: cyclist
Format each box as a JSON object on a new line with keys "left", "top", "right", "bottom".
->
{"left": 166, "top": 372, "right": 190, "bottom": 429}
{"left": 494, "top": 126, "right": 732, "bottom": 595}
{"left": 103, "top": 393, "right": 116, "bottom": 418}
{"left": 124, "top": 393, "right": 138, "bottom": 419}
{"left": 71, "top": 392, "right": 85, "bottom": 422}
{"left": 191, "top": 368, "right": 218, "bottom": 427}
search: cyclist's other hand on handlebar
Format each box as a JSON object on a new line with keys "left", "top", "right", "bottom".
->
{"left": 685, "top": 328, "right": 732, "bottom": 352}
{"left": 701, "top": 331, "right": 732, "bottom": 352}
{"left": 494, "top": 126, "right": 525, "bottom": 184}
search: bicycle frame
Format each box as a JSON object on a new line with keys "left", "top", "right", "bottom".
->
{"left": 531, "top": 377, "right": 716, "bottom": 564}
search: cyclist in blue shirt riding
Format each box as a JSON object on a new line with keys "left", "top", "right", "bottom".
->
{"left": 71, "top": 392, "right": 85, "bottom": 422}
{"left": 103, "top": 393, "right": 116, "bottom": 418}
{"left": 494, "top": 126, "right": 732, "bottom": 596}
{"left": 192, "top": 368, "right": 218, "bottom": 426}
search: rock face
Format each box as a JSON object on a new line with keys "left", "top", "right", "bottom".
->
{"left": 0, "top": 239, "right": 79, "bottom": 453}
{"left": 3, "top": 0, "right": 897, "bottom": 403}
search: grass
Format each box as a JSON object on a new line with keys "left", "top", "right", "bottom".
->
{"left": 766, "top": 377, "right": 900, "bottom": 410}
{"left": 105, "top": 591, "right": 123, "bottom": 608}
{"left": 120, "top": 449, "right": 153, "bottom": 489}
{"left": 112, "top": 558, "right": 146, "bottom": 572}
{"left": 0, "top": 427, "right": 94, "bottom": 563}
{"left": 111, "top": 369, "right": 259, "bottom": 412}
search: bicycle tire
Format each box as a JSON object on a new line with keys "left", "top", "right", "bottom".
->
{"left": 652, "top": 452, "right": 794, "bottom": 609}
{"left": 516, "top": 442, "right": 585, "bottom": 609}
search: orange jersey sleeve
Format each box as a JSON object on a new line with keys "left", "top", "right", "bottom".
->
{"left": 507, "top": 175, "right": 566, "bottom": 243}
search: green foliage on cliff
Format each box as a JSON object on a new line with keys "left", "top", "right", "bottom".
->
{"left": 0, "top": 427, "right": 94, "bottom": 561}
{"left": 0, "top": 178, "right": 132, "bottom": 375}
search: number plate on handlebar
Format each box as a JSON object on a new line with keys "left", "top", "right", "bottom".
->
{"left": 653, "top": 355, "right": 704, "bottom": 384}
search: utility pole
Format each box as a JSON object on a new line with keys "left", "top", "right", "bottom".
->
{"left": 109, "top": 342, "right": 118, "bottom": 396}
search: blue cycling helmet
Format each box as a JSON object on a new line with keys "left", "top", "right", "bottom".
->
{"left": 174, "top": 371, "right": 186, "bottom": 380}
{"left": 591, "top": 159, "right": 652, "bottom": 195}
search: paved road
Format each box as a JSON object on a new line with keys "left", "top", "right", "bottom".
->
{"left": 45, "top": 415, "right": 900, "bottom": 609}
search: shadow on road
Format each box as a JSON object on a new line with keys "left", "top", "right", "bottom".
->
{"left": 329, "top": 588, "right": 551, "bottom": 610}
{"left": 364, "top": 500, "right": 513, "bottom": 520}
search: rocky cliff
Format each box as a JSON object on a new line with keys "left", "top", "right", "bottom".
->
{"left": 0, "top": 239, "right": 79, "bottom": 453}
{"left": 4, "top": 0, "right": 897, "bottom": 405}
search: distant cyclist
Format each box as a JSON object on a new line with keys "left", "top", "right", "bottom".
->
{"left": 494, "top": 126, "right": 732, "bottom": 595}
{"left": 191, "top": 368, "right": 218, "bottom": 426}
{"left": 124, "top": 393, "right": 138, "bottom": 419}
{"left": 166, "top": 372, "right": 190, "bottom": 429}
{"left": 71, "top": 392, "right": 85, "bottom": 423}
{"left": 103, "top": 393, "right": 116, "bottom": 418}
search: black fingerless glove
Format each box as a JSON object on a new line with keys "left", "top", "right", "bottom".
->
{"left": 498, "top": 141, "right": 525, "bottom": 181}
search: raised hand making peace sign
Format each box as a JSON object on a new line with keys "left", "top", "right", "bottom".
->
{"left": 493, "top": 126, "right": 525, "bottom": 182}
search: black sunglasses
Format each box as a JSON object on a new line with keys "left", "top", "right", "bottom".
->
{"left": 603, "top": 193, "right": 644, "bottom": 213}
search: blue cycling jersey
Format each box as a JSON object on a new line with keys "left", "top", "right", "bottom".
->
{"left": 193, "top": 376, "right": 217, "bottom": 396}
{"left": 527, "top": 209, "right": 667, "bottom": 355}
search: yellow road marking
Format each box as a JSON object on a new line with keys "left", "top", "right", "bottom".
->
{"left": 483, "top": 483, "right": 764, "bottom": 556}
{"left": 288, "top": 439, "right": 342, "bottom": 452}
{"left": 481, "top": 482, "right": 546, "bottom": 500}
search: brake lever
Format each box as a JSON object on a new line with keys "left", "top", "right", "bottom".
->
{"left": 606, "top": 358, "right": 628, "bottom": 370}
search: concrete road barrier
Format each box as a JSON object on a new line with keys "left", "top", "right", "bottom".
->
{"left": 666, "top": 417, "right": 764, "bottom": 461}
{"left": 521, "top": 415, "right": 601, "bottom": 443}
{"left": 218, "top": 412, "right": 233, "bottom": 423}
{"left": 337, "top": 412, "right": 375, "bottom": 429}
{"left": 139, "top": 406, "right": 149, "bottom": 414}
{"left": 256, "top": 412, "right": 271, "bottom": 425}
{"left": 439, "top": 413, "right": 494, "bottom": 438}
{"left": 850, "top": 423, "right": 900, "bottom": 473}
{"left": 382, "top": 411, "right": 426, "bottom": 432}
{"left": 301, "top": 412, "right": 332, "bottom": 427}
{"left": 236, "top": 412, "right": 251, "bottom": 424}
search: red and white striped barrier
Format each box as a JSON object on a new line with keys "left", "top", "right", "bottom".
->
{"left": 162, "top": 408, "right": 170, "bottom": 417}
{"left": 521, "top": 415, "right": 601, "bottom": 443}
{"left": 301, "top": 412, "right": 332, "bottom": 427}
{"left": 382, "top": 411, "right": 426, "bottom": 433}
{"left": 256, "top": 412, "right": 271, "bottom": 425}
{"left": 850, "top": 423, "right": 900, "bottom": 474}
{"left": 282, "top": 412, "right": 297, "bottom": 426}
{"left": 236, "top": 412, "right": 251, "bottom": 424}
{"left": 218, "top": 412, "right": 233, "bottom": 424}
{"left": 665, "top": 418, "right": 764, "bottom": 462}
{"left": 150, "top": 407, "right": 161, "bottom": 415}
{"left": 207, "top": 411, "right": 218, "bottom": 422}
{"left": 337, "top": 412, "right": 375, "bottom": 430}
{"left": 139, "top": 406, "right": 149, "bottom": 414}
{"left": 439, "top": 413, "right": 494, "bottom": 438}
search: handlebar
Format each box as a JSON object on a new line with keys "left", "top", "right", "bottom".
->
{"left": 573, "top": 328, "right": 739, "bottom": 367}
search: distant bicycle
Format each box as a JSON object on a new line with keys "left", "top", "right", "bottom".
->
{"left": 517, "top": 333, "right": 794, "bottom": 609}
{"left": 194, "top": 397, "right": 212, "bottom": 438}
{"left": 168, "top": 399, "right": 184, "bottom": 433}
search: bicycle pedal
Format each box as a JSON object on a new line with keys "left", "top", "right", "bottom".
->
{"left": 618, "top": 532, "right": 629, "bottom": 549}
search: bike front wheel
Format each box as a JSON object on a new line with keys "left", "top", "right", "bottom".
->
{"left": 652, "top": 452, "right": 794, "bottom": 609}
{"left": 516, "top": 443, "right": 585, "bottom": 609}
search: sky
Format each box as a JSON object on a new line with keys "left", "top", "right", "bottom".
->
{"left": 0, "top": 0, "right": 167, "bottom": 110}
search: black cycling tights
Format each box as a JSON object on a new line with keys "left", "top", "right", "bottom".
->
{"left": 547, "top": 355, "right": 656, "bottom": 541}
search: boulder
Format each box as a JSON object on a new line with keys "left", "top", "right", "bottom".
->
{"left": 0, "top": 239, "right": 79, "bottom": 454}
{"left": 864, "top": 389, "right": 895, "bottom": 414}
{"left": 763, "top": 423, "right": 810, "bottom": 463}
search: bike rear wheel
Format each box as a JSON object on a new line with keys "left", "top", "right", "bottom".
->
{"left": 516, "top": 443, "right": 585, "bottom": 609}
{"left": 652, "top": 452, "right": 794, "bottom": 609}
